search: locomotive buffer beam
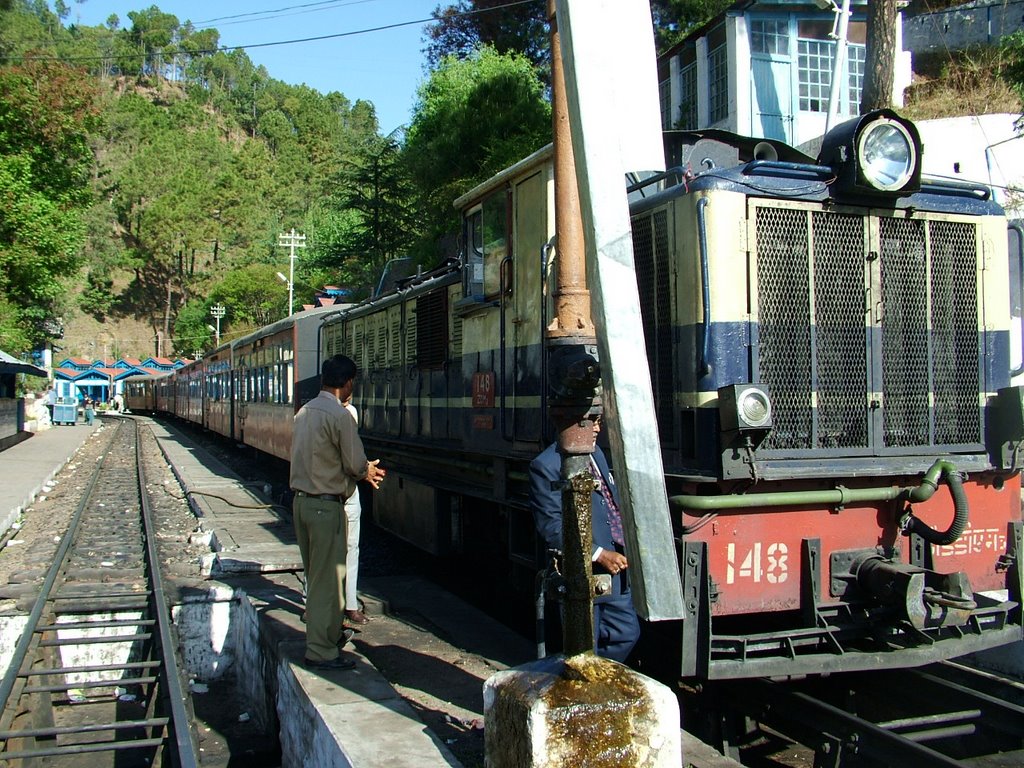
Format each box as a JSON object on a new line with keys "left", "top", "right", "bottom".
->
{"left": 832, "top": 550, "right": 975, "bottom": 630}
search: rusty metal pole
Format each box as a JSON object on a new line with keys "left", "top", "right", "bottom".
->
{"left": 547, "top": 0, "right": 599, "bottom": 657}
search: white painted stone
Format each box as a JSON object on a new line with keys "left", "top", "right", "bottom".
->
{"left": 173, "top": 596, "right": 237, "bottom": 681}
{"left": 484, "top": 654, "right": 681, "bottom": 768}
{"left": 0, "top": 615, "right": 29, "bottom": 672}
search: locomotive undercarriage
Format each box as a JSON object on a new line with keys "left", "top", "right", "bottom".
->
{"left": 679, "top": 520, "right": 1023, "bottom": 680}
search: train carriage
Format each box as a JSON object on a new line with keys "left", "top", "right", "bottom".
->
{"left": 203, "top": 343, "right": 234, "bottom": 440}
{"left": 174, "top": 358, "right": 204, "bottom": 425}
{"left": 232, "top": 305, "right": 343, "bottom": 461}
{"left": 321, "top": 111, "right": 1023, "bottom": 680}
{"left": 123, "top": 374, "right": 166, "bottom": 413}
{"left": 321, "top": 146, "right": 554, "bottom": 556}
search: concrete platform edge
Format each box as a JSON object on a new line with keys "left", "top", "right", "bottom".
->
{"left": 147, "top": 417, "right": 460, "bottom": 767}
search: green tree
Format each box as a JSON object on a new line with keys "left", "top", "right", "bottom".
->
{"left": 333, "top": 132, "right": 417, "bottom": 290}
{"left": 426, "top": 0, "right": 549, "bottom": 72}
{"left": 0, "top": 58, "right": 101, "bottom": 352}
{"left": 208, "top": 264, "right": 290, "bottom": 331}
{"left": 403, "top": 46, "right": 550, "bottom": 258}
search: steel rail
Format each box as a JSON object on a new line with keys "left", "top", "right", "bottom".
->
{"left": 135, "top": 418, "right": 200, "bottom": 768}
{"left": 0, "top": 419, "right": 124, "bottom": 730}
{"left": 0, "top": 418, "right": 200, "bottom": 768}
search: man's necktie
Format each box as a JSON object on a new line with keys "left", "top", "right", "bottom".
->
{"left": 590, "top": 456, "right": 624, "bottom": 546}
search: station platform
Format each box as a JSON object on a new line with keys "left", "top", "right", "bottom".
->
{"left": 0, "top": 413, "right": 741, "bottom": 767}
{"left": 0, "top": 417, "right": 101, "bottom": 538}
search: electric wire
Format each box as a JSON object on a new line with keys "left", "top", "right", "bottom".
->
{"left": 10, "top": 0, "right": 544, "bottom": 65}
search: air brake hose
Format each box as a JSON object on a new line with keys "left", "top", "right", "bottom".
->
{"left": 899, "top": 460, "right": 969, "bottom": 546}
{"left": 671, "top": 459, "right": 970, "bottom": 546}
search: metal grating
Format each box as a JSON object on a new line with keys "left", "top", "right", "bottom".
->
{"left": 880, "top": 218, "right": 931, "bottom": 446}
{"left": 450, "top": 287, "right": 463, "bottom": 360}
{"left": 754, "top": 206, "right": 981, "bottom": 453}
{"left": 416, "top": 290, "right": 447, "bottom": 370}
{"left": 929, "top": 220, "right": 980, "bottom": 444}
{"left": 390, "top": 312, "right": 401, "bottom": 365}
{"left": 756, "top": 207, "right": 813, "bottom": 450}
{"left": 812, "top": 211, "right": 869, "bottom": 448}
{"left": 631, "top": 210, "right": 676, "bottom": 440}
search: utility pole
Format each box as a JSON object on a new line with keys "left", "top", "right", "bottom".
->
{"left": 825, "top": 0, "right": 852, "bottom": 134}
{"left": 210, "top": 304, "right": 226, "bottom": 346}
{"left": 277, "top": 229, "right": 306, "bottom": 316}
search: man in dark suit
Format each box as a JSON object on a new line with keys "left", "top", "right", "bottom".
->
{"left": 528, "top": 415, "right": 640, "bottom": 663}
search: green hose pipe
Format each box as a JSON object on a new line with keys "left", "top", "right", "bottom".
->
{"left": 899, "top": 460, "right": 969, "bottom": 546}
{"left": 670, "top": 460, "right": 968, "bottom": 547}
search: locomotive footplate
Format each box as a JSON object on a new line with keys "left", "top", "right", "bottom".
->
{"left": 830, "top": 548, "right": 975, "bottom": 629}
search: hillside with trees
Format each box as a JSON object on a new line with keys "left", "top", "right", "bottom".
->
{"left": 0, "top": 1, "right": 552, "bottom": 360}
{"left": 1, "top": 0, "right": 1022, "bottom": 362}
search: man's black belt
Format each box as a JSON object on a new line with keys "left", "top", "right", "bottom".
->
{"left": 294, "top": 490, "right": 343, "bottom": 502}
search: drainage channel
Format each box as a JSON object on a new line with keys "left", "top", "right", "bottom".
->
{"left": 0, "top": 418, "right": 198, "bottom": 766}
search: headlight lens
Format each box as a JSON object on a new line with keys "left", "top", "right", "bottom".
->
{"left": 858, "top": 119, "right": 916, "bottom": 191}
{"left": 739, "top": 388, "right": 771, "bottom": 428}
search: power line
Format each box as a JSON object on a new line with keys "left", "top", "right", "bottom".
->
{"left": 192, "top": 0, "right": 380, "bottom": 28}
{"left": 12, "top": 0, "right": 543, "bottom": 66}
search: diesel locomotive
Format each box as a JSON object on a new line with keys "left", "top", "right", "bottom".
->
{"left": 128, "top": 110, "right": 1024, "bottom": 680}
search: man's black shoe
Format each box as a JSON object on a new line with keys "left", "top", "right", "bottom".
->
{"left": 304, "top": 655, "right": 356, "bottom": 671}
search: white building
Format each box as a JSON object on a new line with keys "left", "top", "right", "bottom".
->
{"left": 657, "top": 0, "right": 913, "bottom": 147}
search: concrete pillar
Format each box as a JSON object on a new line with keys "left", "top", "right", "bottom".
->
{"left": 483, "top": 654, "right": 681, "bottom": 767}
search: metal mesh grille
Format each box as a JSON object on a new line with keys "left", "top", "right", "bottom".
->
{"left": 929, "top": 220, "right": 980, "bottom": 444}
{"left": 756, "top": 207, "right": 812, "bottom": 450}
{"left": 880, "top": 218, "right": 930, "bottom": 446}
{"left": 812, "top": 211, "right": 869, "bottom": 448}
{"left": 631, "top": 211, "right": 675, "bottom": 440}
{"left": 754, "top": 205, "right": 982, "bottom": 454}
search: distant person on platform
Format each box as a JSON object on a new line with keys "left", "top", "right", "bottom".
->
{"left": 341, "top": 392, "right": 370, "bottom": 627}
{"left": 84, "top": 397, "right": 95, "bottom": 426}
{"left": 45, "top": 385, "right": 56, "bottom": 422}
{"left": 112, "top": 392, "right": 124, "bottom": 412}
{"left": 528, "top": 410, "right": 640, "bottom": 663}
{"left": 289, "top": 354, "right": 385, "bottom": 670}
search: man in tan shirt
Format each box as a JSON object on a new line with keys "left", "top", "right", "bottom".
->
{"left": 290, "top": 354, "right": 385, "bottom": 669}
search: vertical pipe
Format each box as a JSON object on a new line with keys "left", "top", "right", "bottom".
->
{"left": 548, "top": 0, "right": 596, "bottom": 656}
{"left": 825, "top": 0, "right": 852, "bottom": 134}
{"left": 549, "top": 0, "right": 592, "bottom": 340}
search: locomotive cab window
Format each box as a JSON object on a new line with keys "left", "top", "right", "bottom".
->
{"left": 463, "top": 189, "right": 509, "bottom": 301}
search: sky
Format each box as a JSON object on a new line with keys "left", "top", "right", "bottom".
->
{"left": 63, "top": 0, "right": 444, "bottom": 135}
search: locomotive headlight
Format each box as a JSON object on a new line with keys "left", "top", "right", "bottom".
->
{"left": 739, "top": 388, "right": 771, "bottom": 428}
{"left": 718, "top": 384, "right": 773, "bottom": 437}
{"left": 858, "top": 119, "right": 917, "bottom": 191}
{"left": 817, "top": 109, "right": 922, "bottom": 198}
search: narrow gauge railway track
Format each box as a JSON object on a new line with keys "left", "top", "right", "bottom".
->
{"left": 0, "top": 418, "right": 198, "bottom": 767}
{"left": 701, "top": 660, "right": 1024, "bottom": 767}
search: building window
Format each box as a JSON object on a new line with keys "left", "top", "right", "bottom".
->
{"left": 847, "top": 44, "right": 866, "bottom": 110}
{"left": 708, "top": 43, "right": 728, "bottom": 123}
{"left": 798, "top": 38, "right": 832, "bottom": 112}
{"left": 678, "top": 62, "right": 698, "bottom": 130}
{"left": 750, "top": 19, "right": 789, "bottom": 56}
{"left": 798, "top": 20, "right": 867, "bottom": 114}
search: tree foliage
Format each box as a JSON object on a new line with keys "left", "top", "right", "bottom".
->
{"left": 403, "top": 46, "right": 550, "bottom": 259}
{"left": 425, "top": 0, "right": 549, "bottom": 72}
{"left": 0, "top": 56, "right": 101, "bottom": 352}
{"left": 424, "top": 0, "right": 731, "bottom": 64}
